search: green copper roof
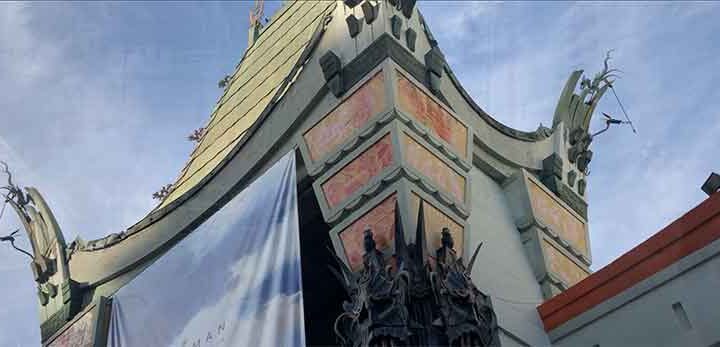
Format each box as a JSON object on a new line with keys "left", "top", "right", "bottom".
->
{"left": 160, "top": 0, "right": 336, "bottom": 208}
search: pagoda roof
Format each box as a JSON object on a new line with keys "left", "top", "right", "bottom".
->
{"left": 160, "top": 1, "right": 336, "bottom": 208}
{"left": 66, "top": 1, "right": 337, "bottom": 285}
{"left": 67, "top": 0, "right": 560, "bottom": 289}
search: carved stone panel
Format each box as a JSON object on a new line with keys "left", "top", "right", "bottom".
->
{"left": 542, "top": 240, "right": 589, "bottom": 287}
{"left": 47, "top": 309, "right": 94, "bottom": 347}
{"left": 339, "top": 194, "right": 397, "bottom": 271}
{"left": 396, "top": 72, "right": 468, "bottom": 158}
{"left": 304, "top": 71, "right": 386, "bottom": 161}
{"left": 529, "top": 179, "right": 588, "bottom": 256}
{"left": 321, "top": 135, "right": 394, "bottom": 208}
{"left": 402, "top": 134, "right": 465, "bottom": 203}
{"left": 410, "top": 192, "right": 464, "bottom": 258}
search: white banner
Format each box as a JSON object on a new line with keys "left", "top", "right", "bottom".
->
{"left": 108, "top": 152, "right": 304, "bottom": 347}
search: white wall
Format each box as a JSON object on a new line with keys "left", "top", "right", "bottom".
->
{"left": 552, "top": 239, "right": 720, "bottom": 347}
{"left": 467, "top": 167, "right": 551, "bottom": 346}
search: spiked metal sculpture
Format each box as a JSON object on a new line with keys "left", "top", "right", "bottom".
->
{"left": 332, "top": 201, "right": 498, "bottom": 346}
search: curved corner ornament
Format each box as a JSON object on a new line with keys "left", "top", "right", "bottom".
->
{"left": 332, "top": 228, "right": 411, "bottom": 347}
{"left": 0, "top": 162, "right": 71, "bottom": 308}
{"left": 434, "top": 230, "right": 499, "bottom": 347}
{"left": 552, "top": 51, "right": 621, "bottom": 173}
{"left": 332, "top": 201, "right": 498, "bottom": 346}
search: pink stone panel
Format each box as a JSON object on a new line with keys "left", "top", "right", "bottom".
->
{"left": 543, "top": 240, "right": 590, "bottom": 287}
{"left": 304, "top": 72, "right": 386, "bottom": 161}
{"left": 340, "top": 194, "right": 397, "bottom": 271}
{"left": 322, "top": 135, "right": 394, "bottom": 208}
{"left": 402, "top": 135, "right": 465, "bottom": 203}
{"left": 529, "top": 180, "right": 588, "bottom": 255}
{"left": 396, "top": 72, "right": 468, "bottom": 157}
{"left": 410, "top": 193, "right": 464, "bottom": 257}
{"left": 48, "top": 309, "right": 94, "bottom": 347}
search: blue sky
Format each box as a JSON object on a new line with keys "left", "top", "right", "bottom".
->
{"left": 1, "top": 1, "right": 718, "bottom": 345}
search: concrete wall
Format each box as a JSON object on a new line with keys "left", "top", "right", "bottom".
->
{"left": 467, "top": 167, "right": 551, "bottom": 346}
{"left": 551, "top": 238, "right": 720, "bottom": 347}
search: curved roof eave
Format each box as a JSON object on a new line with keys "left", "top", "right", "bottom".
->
{"left": 67, "top": 5, "right": 334, "bottom": 287}
{"left": 417, "top": 13, "right": 552, "bottom": 144}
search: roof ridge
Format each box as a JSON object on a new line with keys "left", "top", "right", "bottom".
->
{"left": 156, "top": 1, "right": 335, "bottom": 208}
{"left": 174, "top": 4, "right": 331, "bottom": 189}
{"left": 214, "top": 1, "right": 312, "bottom": 107}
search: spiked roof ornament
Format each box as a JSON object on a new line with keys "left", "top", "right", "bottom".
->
{"left": 414, "top": 200, "right": 428, "bottom": 264}
{"left": 394, "top": 201, "right": 409, "bottom": 269}
{"left": 465, "top": 241, "right": 483, "bottom": 276}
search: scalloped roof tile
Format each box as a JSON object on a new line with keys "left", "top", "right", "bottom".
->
{"left": 159, "top": 0, "right": 336, "bottom": 208}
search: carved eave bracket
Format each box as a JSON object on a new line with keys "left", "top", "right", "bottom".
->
{"left": 552, "top": 51, "right": 620, "bottom": 175}
{"left": 1, "top": 163, "right": 81, "bottom": 341}
{"left": 5, "top": 188, "right": 69, "bottom": 280}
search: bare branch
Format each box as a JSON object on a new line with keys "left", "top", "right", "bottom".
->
{"left": 0, "top": 229, "right": 34, "bottom": 260}
{"left": 0, "top": 160, "right": 14, "bottom": 188}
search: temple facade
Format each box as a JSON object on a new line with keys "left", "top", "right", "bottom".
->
{"left": 3, "top": 1, "right": 718, "bottom": 346}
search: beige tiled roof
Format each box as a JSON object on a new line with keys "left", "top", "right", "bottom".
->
{"left": 159, "top": 1, "right": 336, "bottom": 208}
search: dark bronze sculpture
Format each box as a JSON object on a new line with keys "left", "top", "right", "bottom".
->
{"left": 333, "top": 228, "right": 410, "bottom": 347}
{"left": 332, "top": 201, "right": 498, "bottom": 346}
{"left": 434, "top": 228, "right": 498, "bottom": 346}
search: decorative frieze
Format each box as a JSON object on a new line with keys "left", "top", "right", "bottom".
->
{"left": 321, "top": 135, "right": 394, "bottom": 208}
{"left": 396, "top": 72, "right": 468, "bottom": 158}
{"left": 410, "top": 192, "right": 464, "bottom": 258}
{"left": 528, "top": 179, "right": 588, "bottom": 256}
{"left": 505, "top": 171, "right": 591, "bottom": 299}
{"left": 339, "top": 193, "right": 398, "bottom": 271}
{"left": 47, "top": 308, "right": 95, "bottom": 347}
{"left": 402, "top": 134, "right": 466, "bottom": 204}
{"left": 542, "top": 240, "right": 590, "bottom": 288}
{"left": 303, "top": 71, "right": 385, "bottom": 161}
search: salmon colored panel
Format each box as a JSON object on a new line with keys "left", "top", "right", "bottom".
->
{"left": 538, "top": 193, "right": 720, "bottom": 331}
{"left": 322, "top": 135, "right": 394, "bottom": 208}
{"left": 409, "top": 193, "right": 464, "bottom": 257}
{"left": 529, "top": 180, "right": 588, "bottom": 255}
{"left": 340, "top": 194, "right": 397, "bottom": 271}
{"left": 402, "top": 135, "right": 465, "bottom": 203}
{"left": 304, "top": 72, "right": 386, "bottom": 161}
{"left": 48, "top": 309, "right": 94, "bottom": 347}
{"left": 396, "top": 72, "right": 467, "bottom": 157}
{"left": 543, "top": 240, "right": 590, "bottom": 288}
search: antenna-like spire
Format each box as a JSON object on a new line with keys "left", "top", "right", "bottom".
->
{"left": 394, "top": 201, "right": 408, "bottom": 268}
{"left": 465, "top": 242, "right": 483, "bottom": 276}
{"left": 415, "top": 200, "right": 427, "bottom": 263}
{"left": 248, "top": 0, "right": 265, "bottom": 47}
{"left": 250, "top": 0, "right": 265, "bottom": 27}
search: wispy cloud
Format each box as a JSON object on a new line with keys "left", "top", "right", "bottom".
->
{"left": 0, "top": 2, "right": 718, "bottom": 345}
{"left": 421, "top": 2, "right": 720, "bottom": 269}
{"left": 0, "top": 3, "right": 204, "bottom": 345}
